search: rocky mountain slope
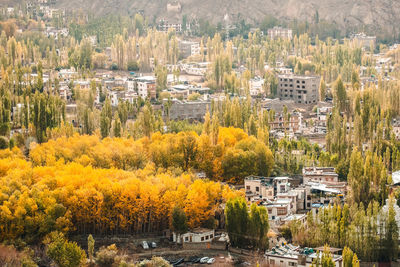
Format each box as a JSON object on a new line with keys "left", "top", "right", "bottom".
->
{"left": 8, "top": 0, "right": 400, "bottom": 37}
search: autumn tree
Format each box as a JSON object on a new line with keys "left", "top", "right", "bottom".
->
{"left": 45, "top": 232, "right": 87, "bottom": 267}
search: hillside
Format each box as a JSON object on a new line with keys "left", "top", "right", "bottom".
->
{"left": 50, "top": 0, "right": 400, "bottom": 37}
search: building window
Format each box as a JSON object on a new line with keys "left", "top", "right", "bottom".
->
{"left": 246, "top": 186, "right": 250, "bottom": 190}
{"left": 256, "top": 186, "right": 259, "bottom": 192}
{"left": 201, "top": 237, "right": 204, "bottom": 241}
{"left": 185, "top": 237, "right": 189, "bottom": 241}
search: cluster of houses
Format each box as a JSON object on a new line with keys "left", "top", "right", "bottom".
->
{"left": 265, "top": 245, "right": 343, "bottom": 267}
{"left": 244, "top": 167, "right": 346, "bottom": 227}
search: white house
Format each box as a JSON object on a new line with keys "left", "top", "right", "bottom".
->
{"left": 173, "top": 228, "right": 215, "bottom": 244}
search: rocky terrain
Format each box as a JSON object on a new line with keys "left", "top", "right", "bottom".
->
{"left": 7, "top": 0, "right": 400, "bottom": 37}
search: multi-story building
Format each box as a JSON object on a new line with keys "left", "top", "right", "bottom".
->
{"left": 265, "top": 199, "right": 292, "bottom": 221}
{"left": 268, "top": 26, "right": 293, "bottom": 40}
{"left": 126, "top": 78, "right": 135, "bottom": 91}
{"left": 278, "top": 74, "right": 320, "bottom": 105}
{"left": 265, "top": 244, "right": 343, "bottom": 267}
{"left": 352, "top": 33, "right": 376, "bottom": 49}
{"left": 269, "top": 112, "right": 302, "bottom": 133}
{"left": 136, "top": 76, "right": 156, "bottom": 99}
{"left": 245, "top": 176, "right": 275, "bottom": 201}
{"left": 302, "top": 167, "right": 338, "bottom": 184}
{"left": 249, "top": 77, "right": 265, "bottom": 96}
{"left": 158, "top": 19, "right": 182, "bottom": 33}
{"left": 179, "top": 41, "right": 200, "bottom": 58}
{"left": 166, "top": 99, "right": 211, "bottom": 121}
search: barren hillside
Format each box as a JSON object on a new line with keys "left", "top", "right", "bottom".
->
{"left": 8, "top": 0, "right": 400, "bottom": 37}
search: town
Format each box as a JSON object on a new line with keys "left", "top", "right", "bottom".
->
{"left": 0, "top": 0, "right": 400, "bottom": 266}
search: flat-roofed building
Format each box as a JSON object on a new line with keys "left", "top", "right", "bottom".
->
{"left": 278, "top": 74, "right": 320, "bottom": 105}
{"left": 179, "top": 41, "right": 200, "bottom": 58}
{"left": 352, "top": 33, "right": 376, "bottom": 49}
{"left": 166, "top": 99, "right": 210, "bottom": 121}
{"left": 136, "top": 76, "right": 156, "bottom": 99}
{"left": 244, "top": 176, "right": 275, "bottom": 201}
{"left": 302, "top": 167, "right": 338, "bottom": 184}
{"left": 268, "top": 26, "right": 293, "bottom": 40}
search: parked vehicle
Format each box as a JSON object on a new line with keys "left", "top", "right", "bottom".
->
{"left": 151, "top": 242, "right": 157, "bottom": 248}
{"left": 207, "top": 258, "right": 215, "bottom": 264}
{"left": 141, "top": 241, "right": 149, "bottom": 249}
{"left": 191, "top": 257, "right": 201, "bottom": 263}
{"left": 172, "top": 258, "right": 184, "bottom": 266}
{"left": 200, "top": 257, "right": 209, "bottom": 264}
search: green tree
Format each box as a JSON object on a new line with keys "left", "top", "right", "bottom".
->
{"left": 88, "top": 234, "right": 95, "bottom": 264}
{"left": 334, "top": 76, "right": 347, "bottom": 112}
{"left": 100, "top": 98, "right": 112, "bottom": 138}
{"left": 113, "top": 116, "right": 122, "bottom": 137}
{"left": 171, "top": 206, "right": 188, "bottom": 234}
{"left": 45, "top": 232, "right": 86, "bottom": 267}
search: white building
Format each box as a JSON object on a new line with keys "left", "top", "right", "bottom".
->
{"left": 265, "top": 245, "right": 343, "bottom": 267}
{"left": 249, "top": 77, "right": 265, "bottom": 96}
{"left": 136, "top": 76, "right": 156, "bottom": 99}
{"left": 173, "top": 228, "right": 215, "bottom": 244}
{"left": 179, "top": 41, "right": 200, "bottom": 58}
{"left": 268, "top": 27, "right": 293, "bottom": 40}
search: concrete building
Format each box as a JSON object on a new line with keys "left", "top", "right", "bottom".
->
{"left": 278, "top": 74, "right": 320, "bottom": 105}
{"left": 173, "top": 228, "right": 214, "bottom": 244}
{"left": 179, "top": 41, "right": 200, "bottom": 58}
{"left": 249, "top": 77, "right": 265, "bottom": 96}
{"left": 269, "top": 112, "right": 302, "bottom": 133}
{"left": 166, "top": 99, "right": 210, "bottom": 121}
{"left": 302, "top": 167, "right": 338, "bottom": 184}
{"left": 167, "top": 1, "right": 182, "bottom": 13}
{"left": 136, "top": 76, "right": 156, "bottom": 99}
{"left": 352, "top": 33, "right": 376, "bottom": 49}
{"left": 158, "top": 19, "right": 182, "bottom": 33}
{"left": 265, "top": 245, "right": 343, "bottom": 267}
{"left": 265, "top": 199, "right": 292, "bottom": 221}
{"left": 268, "top": 26, "right": 293, "bottom": 40}
{"left": 245, "top": 176, "right": 275, "bottom": 201}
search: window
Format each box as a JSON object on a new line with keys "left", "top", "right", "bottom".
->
{"left": 205, "top": 235, "right": 209, "bottom": 240}
{"left": 185, "top": 236, "right": 189, "bottom": 241}
{"left": 210, "top": 234, "right": 213, "bottom": 239}
{"left": 246, "top": 186, "right": 250, "bottom": 190}
{"left": 201, "top": 237, "right": 204, "bottom": 241}
{"left": 256, "top": 186, "right": 260, "bottom": 192}
{"left": 289, "top": 262, "right": 297, "bottom": 266}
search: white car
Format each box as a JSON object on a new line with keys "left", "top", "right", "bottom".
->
{"left": 207, "top": 258, "right": 215, "bottom": 264}
{"left": 141, "top": 241, "right": 149, "bottom": 249}
{"left": 200, "top": 257, "right": 209, "bottom": 263}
